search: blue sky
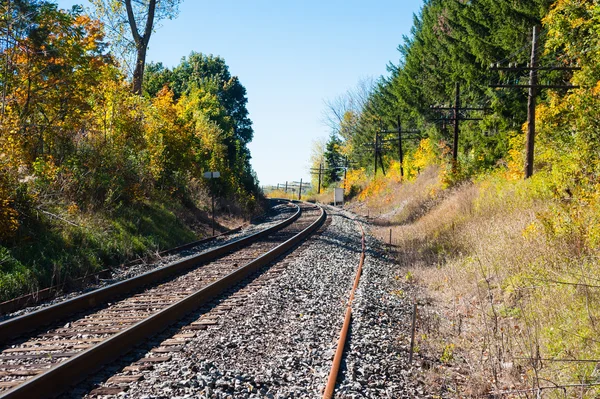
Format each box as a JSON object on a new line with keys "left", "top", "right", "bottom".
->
{"left": 56, "top": 0, "right": 423, "bottom": 186}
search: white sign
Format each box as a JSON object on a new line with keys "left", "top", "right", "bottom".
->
{"left": 334, "top": 188, "right": 344, "bottom": 206}
{"left": 203, "top": 171, "right": 220, "bottom": 179}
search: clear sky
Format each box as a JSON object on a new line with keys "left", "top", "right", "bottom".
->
{"left": 55, "top": 0, "right": 423, "bottom": 187}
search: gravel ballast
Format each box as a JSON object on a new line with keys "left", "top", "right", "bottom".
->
{"left": 80, "top": 205, "right": 429, "bottom": 398}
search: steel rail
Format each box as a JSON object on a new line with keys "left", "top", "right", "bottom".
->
{"left": 0, "top": 200, "right": 300, "bottom": 344}
{"left": 323, "top": 223, "right": 366, "bottom": 399}
{"left": 0, "top": 203, "right": 325, "bottom": 399}
{"left": 0, "top": 199, "right": 283, "bottom": 315}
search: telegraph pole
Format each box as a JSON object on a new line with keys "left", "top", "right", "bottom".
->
{"left": 397, "top": 116, "right": 405, "bottom": 178}
{"left": 370, "top": 120, "right": 420, "bottom": 178}
{"left": 453, "top": 82, "right": 461, "bottom": 161}
{"left": 526, "top": 25, "right": 539, "bottom": 179}
{"left": 317, "top": 163, "right": 322, "bottom": 194}
{"left": 490, "top": 25, "right": 579, "bottom": 178}
{"left": 430, "top": 87, "right": 488, "bottom": 162}
{"left": 343, "top": 156, "right": 348, "bottom": 190}
{"left": 373, "top": 131, "right": 379, "bottom": 176}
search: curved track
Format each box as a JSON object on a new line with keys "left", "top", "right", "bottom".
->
{"left": 0, "top": 201, "right": 325, "bottom": 399}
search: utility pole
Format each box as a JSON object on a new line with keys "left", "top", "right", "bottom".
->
{"left": 370, "top": 121, "right": 420, "bottom": 178}
{"left": 373, "top": 131, "right": 379, "bottom": 176}
{"left": 317, "top": 163, "right": 322, "bottom": 194}
{"left": 343, "top": 156, "right": 348, "bottom": 191}
{"left": 430, "top": 88, "right": 488, "bottom": 162}
{"left": 526, "top": 25, "right": 539, "bottom": 178}
{"left": 397, "top": 116, "right": 404, "bottom": 178}
{"left": 490, "top": 25, "right": 580, "bottom": 178}
{"left": 298, "top": 178, "right": 302, "bottom": 200}
{"left": 453, "top": 82, "right": 460, "bottom": 161}
{"left": 372, "top": 130, "right": 386, "bottom": 176}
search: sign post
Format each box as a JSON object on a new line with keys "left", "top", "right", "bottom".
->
{"left": 203, "top": 171, "right": 220, "bottom": 236}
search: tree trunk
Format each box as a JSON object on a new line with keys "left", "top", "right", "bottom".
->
{"left": 132, "top": 46, "right": 146, "bottom": 95}
{"left": 124, "top": 0, "right": 156, "bottom": 95}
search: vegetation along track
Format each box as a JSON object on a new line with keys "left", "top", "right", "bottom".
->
{"left": 0, "top": 201, "right": 325, "bottom": 399}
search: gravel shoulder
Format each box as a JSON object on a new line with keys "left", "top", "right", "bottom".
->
{"left": 77, "top": 205, "right": 430, "bottom": 398}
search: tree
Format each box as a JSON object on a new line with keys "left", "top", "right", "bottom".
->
{"left": 144, "top": 52, "right": 257, "bottom": 192}
{"left": 91, "top": 0, "right": 181, "bottom": 94}
{"left": 323, "top": 134, "right": 344, "bottom": 187}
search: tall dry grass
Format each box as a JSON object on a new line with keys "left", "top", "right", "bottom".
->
{"left": 353, "top": 167, "right": 600, "bottom": 398}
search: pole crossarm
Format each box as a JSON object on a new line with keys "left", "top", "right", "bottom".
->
{"left": 490, "top": 84, "right": 579, "bottom": 89}
{"left": 430, "top": 106, "right": 490, "bottom": 111}
{"left": 490, "top": 66, "right": 580, "bottom": 72}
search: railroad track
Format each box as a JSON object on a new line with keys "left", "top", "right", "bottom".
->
{"left": 0, "top": 201, "right": 325, "bottom": 399}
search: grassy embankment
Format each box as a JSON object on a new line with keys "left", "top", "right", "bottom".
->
{"left": 0, "top": 195, "right": 250, "bottom": 303}
{"left": 346, "top": 164, "right": 600, "bottom": 397}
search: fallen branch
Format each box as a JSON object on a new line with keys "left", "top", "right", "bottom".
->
{"left": 37, "top": 208, "right": 80, "bottom": 227}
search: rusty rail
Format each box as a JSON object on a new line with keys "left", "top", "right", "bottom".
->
{"left": 323, "top": 223, "right": 366, "bottom": 399}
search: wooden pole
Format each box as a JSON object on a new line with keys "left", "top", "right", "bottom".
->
{"left": 525, "top": 25, "right": 539, "bottom": 179}
{"left": 317, "top": 163, "right": 322, "bottom": 194}
{"left": 298, "top": 178, "right": 302, "bottom": 200}
{"left": 397, "top": 116, "right": 404, "bottom": 178}
{"left": 374, "top": 131, "right": 378, "bottom": 176}
{"left": 453, "top": 82, "right": 460, "bottom": 161}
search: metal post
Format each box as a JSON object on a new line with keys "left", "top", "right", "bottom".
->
{"left": 525, "top": 25, "right": 539, "bottom": 179}
{"left": 409, "top": 303, "right": 418, "bottom": 363}
{"left": 298, "top": 178, "right": 302, "bottom": 200}
{"left": 211, "top": 184, "right": 215, "bottom": 236}
{"left": 453, "top": 82, "right": 460, "bottom": 161}
{"left": 397, "top": 116, "right": 404, "bottom": 178}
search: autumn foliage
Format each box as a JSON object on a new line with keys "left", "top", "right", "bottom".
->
{"left": 0, "top": 2, "right": 259, "bottom": 241}
{"left": 0, "top": 2, "right": 260, "bottom": 299}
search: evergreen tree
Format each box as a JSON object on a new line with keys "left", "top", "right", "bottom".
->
{"left": 323, "top": 134, "right": 344, "bottom": 187}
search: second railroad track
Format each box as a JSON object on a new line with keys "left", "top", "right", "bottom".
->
{"left": 0, "top": 200, "right": 325, "bottom": 399}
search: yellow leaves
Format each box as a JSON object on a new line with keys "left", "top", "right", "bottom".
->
{"left": 345, "top": 168, "right": 366, "bottom": 194}
{"left": 412, "top": 138, "right": 438, "bottom": 173}
{"left": 32, "top": 156, "right": 60, "bottom": 184}
{"left": 522, "top": 222, "right": 539, "bottom": 240}
{"left": 505, "top": 134, "right": 525, "bottom": 181}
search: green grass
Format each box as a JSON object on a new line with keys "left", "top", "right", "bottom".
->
{"left": 0, "top": 200, "right": 199, "bottom": 302}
